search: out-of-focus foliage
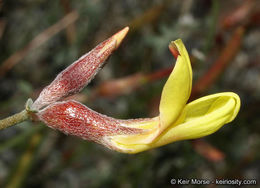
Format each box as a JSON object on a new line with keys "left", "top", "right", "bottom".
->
{"left": 0, "top": 0, "right": 259, "bottom": 187}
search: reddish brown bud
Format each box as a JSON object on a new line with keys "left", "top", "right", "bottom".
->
{"left": 33, "top": 27, "right": 129, "bottom": 110}
{"left": 37, "top": 100, "right": 142, "bottom": 147}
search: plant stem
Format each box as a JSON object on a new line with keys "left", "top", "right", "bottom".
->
{"left": 0, "top": 110, "right": 29, "bottom": 130}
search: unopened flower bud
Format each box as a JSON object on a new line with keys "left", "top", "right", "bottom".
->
{"left": 32, "top": 27, "right": 129, "bottom": 110}
{"left": 37, "top": 100, "right": 143, "bottom": 148}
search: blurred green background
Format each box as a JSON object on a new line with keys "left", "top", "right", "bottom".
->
{"left": 0, "top": 0, "right": 259, "bottom": 187}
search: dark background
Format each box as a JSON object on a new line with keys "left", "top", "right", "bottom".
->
{"left": 0, "top": 0, "right": 259, "bottom": 187}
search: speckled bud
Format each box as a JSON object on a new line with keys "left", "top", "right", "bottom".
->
{"left": 37, "top": 100, "right": 142, "bottom": 148}
{"left": 32, "top": 27, "right": 129, "bottom": 110}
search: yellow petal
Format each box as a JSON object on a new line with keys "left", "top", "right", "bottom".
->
{"left": 109, "top": 39, "right": 193, "bottom": 145}
{"left": 159, "top": 39, "right": 192, "bottom": 133}
{"left": 109, "top": 92, "right": 240, "bottom": 154}
{"left": 154, "top": 92, "right": 240, "bottom": 146}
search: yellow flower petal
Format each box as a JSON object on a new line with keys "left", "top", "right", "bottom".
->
{"left": 159, "top": 39, "right": 192, "bottom": 133}
{"left": 154, "top": 92, "right": 240, "bottom": 146}
{"left": 109, "top": 92, "right": 240, "bottom": 154}
{"left": 110, "top": 39, "right": 193, "bottom": 145}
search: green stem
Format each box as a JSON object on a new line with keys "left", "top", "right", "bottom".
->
{"left": 0, "top": 110, "right": 29, "bottom": 130}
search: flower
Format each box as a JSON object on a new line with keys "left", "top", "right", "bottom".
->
{"left": 35, "top": 27, "right": 241, "bottom": 154}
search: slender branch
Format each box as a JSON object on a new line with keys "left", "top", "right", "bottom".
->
{"left": 0, "top": 110, "right": 29, "bottom": 130}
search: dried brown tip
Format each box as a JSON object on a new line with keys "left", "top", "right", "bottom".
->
{"left": 168, "top": 42, "right": 179, "bottom": 59}
{"left": 112, "top": 26, "right": 129, "bottom": 49}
